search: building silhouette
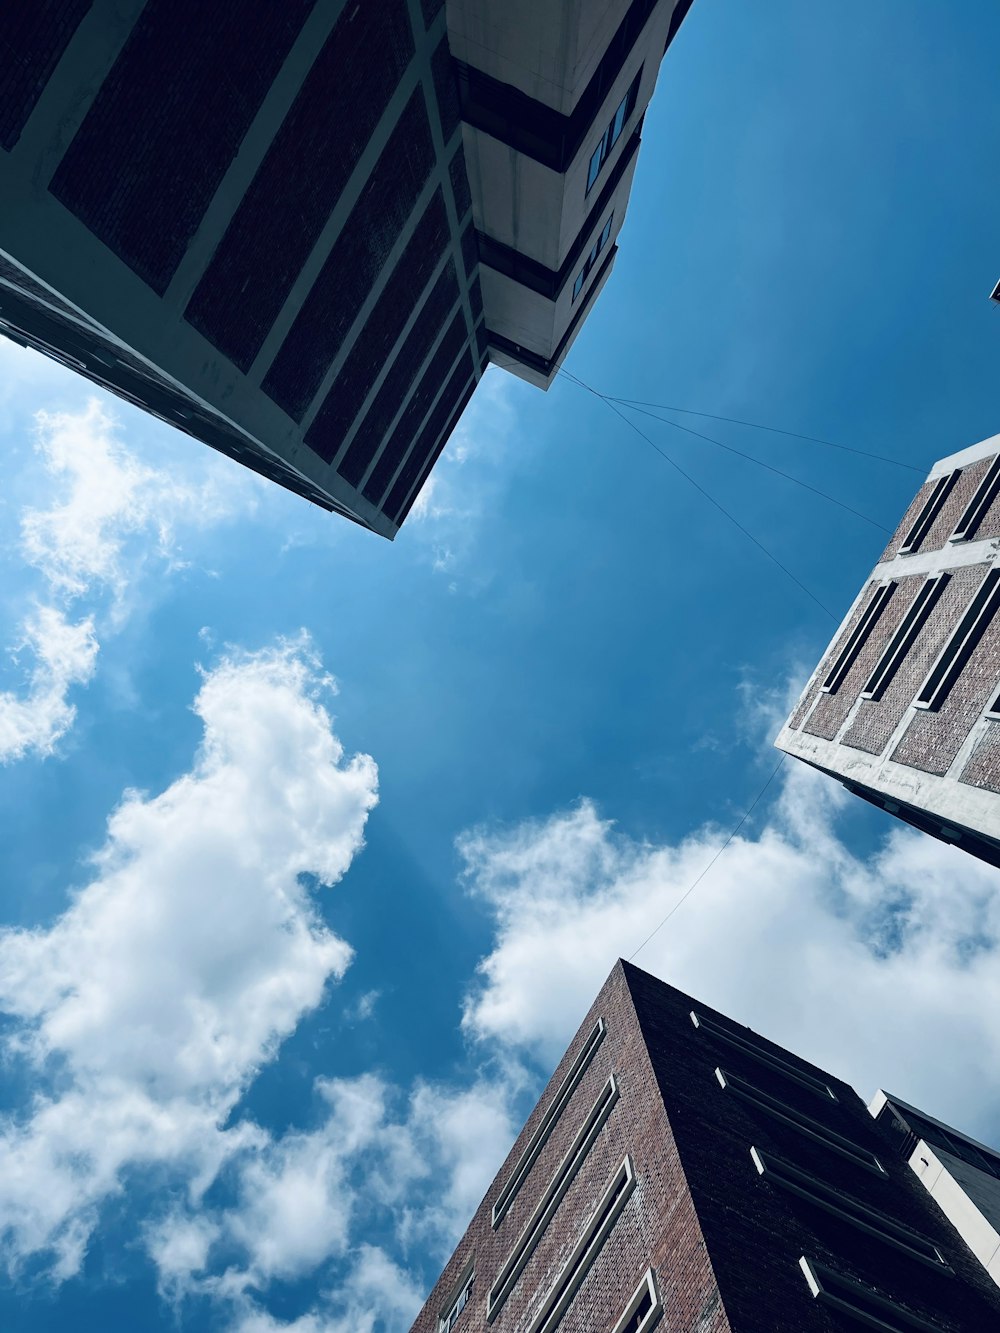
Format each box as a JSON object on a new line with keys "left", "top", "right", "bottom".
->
{"left": 410, "top": 961, "right": 1000, "bottom": 1332}
{"left": 776, "top": 433, "right": 1000, "bottom": 867}
{"left": 0, "top": 0, "right": 692, "bottom": 536}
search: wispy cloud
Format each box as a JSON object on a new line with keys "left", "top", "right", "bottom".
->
{"left": 0, "top": 399, "right": 254, "bottom": 762}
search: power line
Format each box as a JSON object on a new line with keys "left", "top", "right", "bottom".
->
{"left": 607, "top": 396, "right": 926, "bottom": 474}
{"left": 629, "top": 754, "right": 786, "bottom": 961}
{"left": 616, "top": 399, "right": 891, "bottom": 533}
{"left": 558, "top": 367, "right": 839, "bottom": 621}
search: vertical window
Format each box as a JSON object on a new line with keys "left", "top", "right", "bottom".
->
{"left": 860, "top": 574, "right": 949, "bottom": 701}
{"left": 950, "top": 455, "right": 1000, "bottom": 542}
{"left": 821, "top": 583, "right": 896, "bottom": 693}
{"left": 690, "top": 1011, "right": 836, "bottom": 1099}
{"left": 914, "top": 568, "right": 1000, "bottom": 711}
{"left": 572, "top": 214, "right": 614, "bottom": 303}
{"left": 440, "top": 1269, "right": 474, "bottom": 1331}
{"left": 898, "top": 470, "right": 960, "bottom": 554}
{"left": 799, "top": 1258, "right": 945, "bottom": 1332}
{"left": 585, "top": 68, "right": 642, "bottom": 196}
{"left": 611, "top": 1269, "right": 662, "bottom": 1333}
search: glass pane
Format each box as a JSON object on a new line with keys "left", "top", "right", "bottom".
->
{"left": 586, "top": 133, "right": 606, "bottom": 192}
{"left": 609, "top": 95, "right": 628, "bottom": 149}
{"left": 573, "top": 270, "right": 585, "bottom": 301}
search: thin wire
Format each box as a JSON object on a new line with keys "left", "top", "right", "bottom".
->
{"left": 616, "top": 399, "right": 890, "bottom": 533}
{"left": 629, "top": 754, "right": 786, "bottom": 961}
{"left": 608, "top": 396, "right": 926, "bottom": 475}
{"left": 558, "top": 367, "right": 839, "bottom": 620}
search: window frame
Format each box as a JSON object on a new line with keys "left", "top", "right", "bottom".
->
{"left": 585, "top": 68, "right": 642, "bottom": 196}
{"left": 571, "top": 213, "right": 614, "bottom": 304}
{"left": 950, "top": 455, "right": 1000, "bottom": 542}
{"left": 751, "top": 1149, "right": 949, "bottom": 1269}
{"left": 860, "top": 574, "right": 949, "bottom": 702}
{"left": 492, "top": 1018, "right": 605, "bottom": 1227}
{"left": 821, "top": 583, "right": 897, "bottom": 694}
{"left": 691, "top": 1011, "right": 837, "bottom": 1100}
{"left": 799, "top": 1257, "right": 946, "bottom": 1332}
{"left": 487, "top": 1074, "right": 620, "bottom": 1321}
{"left": 610, "top": 1268, "right": 662, "bottom": 1333}
{"left": 526, "top": 1156, "right": 636, "bottom": 1333}
{"left": 913, "top": 567, "right": 1000, "bottom": 711}
{"left": 439, "top": 1262, "right": 475, "bottom": 1333}
{"left": 898, "top": 471, "right": 960, "bottom": 555}
{"left": 715, "top": 1069, "right": 886, "bottom": 1175}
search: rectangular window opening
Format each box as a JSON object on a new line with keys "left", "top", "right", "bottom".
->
{"left": 610, "top": 1268, "right": 662, "bottom": 1333}
{"left": 821, "top": 583, "right": 897, "bottom": 694}
{"left": 571, "top": 213, "right": 614, "bottom": 304}
{"left": 752, "top": 1150, "right": 948, "bottom": 1269}
{"left": 526, "top": 1156, "right": 636, "bottom": 1333}
{"left": 691, "top": 1011, "right": 837, "bottom": 1100}
{"left": 951, "top": 455, "right": 1000, "bottom": 542}
{"left": 799, "top": 1257, "right": 946, "bottom": 1332}
{"left": 585, "top": 68, "right": 642, "bottom": 196}
{"left": 492, "top": 1018, "right": 606, "bottom": 1227}
{"left": 861, "top": 574, "right": 949, "bottom": 702}
{"left": 898, "top": 471, "right": 960, "bottom": 554}
{"left": 914, "top": 568, "right": 1000, "bottom": 711}
{"left": 440, "top": 1263, "right": 475, "bottom": 1332}
{"left": 487, "top": 1074, "right": 620, "bottom": 1321}
{"left": 715, "top": 1069, "right": 885, "bottom": 1174}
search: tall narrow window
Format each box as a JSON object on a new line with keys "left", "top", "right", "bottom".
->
{"left": 820, "top": 583, "right": 896, "bottom": 694}
{"left": 912, "top": 568, "right": 1000, "bottom": 711}
{"left": 951, "top": 455, "right": 1000, "bottom": 542}
{"left": 799, "top": 1257, "right": 945, "bottom": 1332}
{"left": 572, "top": 215, "right": 614, "bottom": 302}
{"left": 898, "top": 471, "right": 960, "bottom": 554}
{"left": 692, "top": 1011, "right": 836, "bottom": 1099}
{"left": 585, "top": 69, "right": 642, "bottom": 195}
{"left": 440, "top": 1267, "right": 475, "bottom": 1332}
{"left": 611, "top": 1269, "right": 662, "bottom": 1333}
{"left": 861, "top": 574, "right": 949, "bottom": 701}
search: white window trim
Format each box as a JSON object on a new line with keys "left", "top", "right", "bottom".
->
{"left": 610, "top": 1267, "right": 662, "bottom": 1333}
{"left": 799, "top": 1257, "right": 946, "bottom": 1332}
{"left": 438, "top": 1259, "right": 475, "bottom": 1333}
{"left": 488, "top": 1074, "right": 620, "bottom": 1321}
{"left": 715, "top": 1069, "right": 885, "bottom": 1175}
{"left": 950, "top": 454, "right": 1000, "bottom": 542}
{"left": 751, "top": 1149, "right": 948, "bottom": 1269}
{"left": 913, "top": 567, "right": 1000, "bottom": 711}
{"left": 821, "top": 583, "right": 897, "bottom": 694}
{"left": 526, "top": 1155, "right": 636, "bottom": 1333}
{"left": 898, "top": 470, "right": 960, "bottom": 554}
{"left": 492, "top": 1018, "right": 605, "bottom": 1227}
{"left": 691, "top": 1011, "right": 836, "bottom": 1100}
{"left": 860, "top": 573, "right": 949, "bottom": 701}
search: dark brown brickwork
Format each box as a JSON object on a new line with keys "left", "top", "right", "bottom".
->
{"left": 919, "top": 458, "right": 990, "bottom": 552}
{"left": 960, "top": 721, "right": 1000, "bottom": 794}
{"left": 891, "top": 572, "right": 1000, "bottom": 775}
{"left": 409, "top": 965, "right": 1000, "bottom": 1333}
{"left": 803, "top": 576, "right": 923, "bottom": 742}
{"left": 840, "top": 564, "right": 986, "bottom": 756}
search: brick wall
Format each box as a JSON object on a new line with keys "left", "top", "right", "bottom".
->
{"left": 960, "top": 721, "right": 1000, "bottom": 793}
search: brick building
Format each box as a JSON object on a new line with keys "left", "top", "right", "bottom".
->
{"left": 776, "top": 432, "right": 1000, "bottom": 867}
{"left": 410, "top": 961, "right": 1000, "bottom": 1333}
{"left": 0, "top": 0, "right": 692, "bottom": 536}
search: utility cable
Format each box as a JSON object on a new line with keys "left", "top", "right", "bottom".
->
{"left": 558, "top": 367, "right": 839, "bottom": 621}
{"left": 607, "top": 396, "right": 926, "bottom": 474}
{"left": 615, "top": 399, "right": 891, "bottom": 533}
{"left": 629, "top": 754, "right": 786, "bottom": 961}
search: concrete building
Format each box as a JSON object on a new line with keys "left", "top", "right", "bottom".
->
{"left": 409, "top": 961, "right": 1000, "bottom": 1333}
{"left": 776, "top": 433, "right": 1000, "bottom": 867}
{"left": 0, "top": 0, "right": 692, "bottom": 537}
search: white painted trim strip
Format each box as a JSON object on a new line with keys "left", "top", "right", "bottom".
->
{"left": 609, "top": 1267, "right": 662, "bottom": 1333}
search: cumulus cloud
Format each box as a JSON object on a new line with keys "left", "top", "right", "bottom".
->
{"left": 459, "top": 763, "right": 1000, "bottom": 1140}
{"left": 0, "top": 399, "right": 253, "bottom": 762}
{"left": 0, "top": 639, "right": 378, "bottom": 1280}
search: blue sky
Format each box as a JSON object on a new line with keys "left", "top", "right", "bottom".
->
{"left": 2, "top": 2, "right": 1000, "bottom": 1329}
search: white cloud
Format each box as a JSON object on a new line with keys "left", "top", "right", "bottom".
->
{"left": 0, "top": 639, "right": 378, "bottom": 1280}
{"left": 0, "top": 398, "right": 253, "bottom": 762}
{"left": 459, "top": 763, "right": 1000, "bottom": 1141}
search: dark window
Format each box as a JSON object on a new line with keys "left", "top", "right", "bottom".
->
{"left": 899, "top": 470, "right": 960, "bottom": 554}
{"left": 49, "top": 0, "right": 315, "bottom": 294}
{"left": 821, "top": 583, "right": 897, "bottom": 693}
{"left": 586, "top": 69, "right": 641, "bottom": 195}
{"left": 432, "top": 34, "right": 460, "bottom": 143}
{"left": 951, "top": 455, "right": 1000, "bottom": 542}
{"left": 861, "top": 575, "right": 950, "bottom": 701}
{"left": 800, "top": 1258, "right": 946, "bottom": 1333}
{"left": 383, "top": 352, "right": 473, "bottom": 522}
{"left": 186, "top": 0, "right": 414, "bottom": 372}
{"left": 395, "top": 377, "right": 476, "bottom": 526}
{"left": 572, "top": 214, "right": 614, "bottom": 301}
{"left": 915, "top": 568, "right": 1000, "bottom": 711}
{"left": 442, "top": 1270, "right": 474, "bottom": 1331}
{"left": 691, "top": 1011, "right": 836, "bottom": 1100}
